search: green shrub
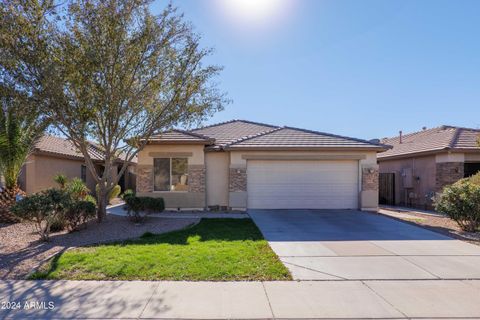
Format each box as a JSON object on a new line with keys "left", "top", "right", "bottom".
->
{"left": 121, "top": 189, "right": 135, "bottom": 200}
{"left": 53, "top": 173, "right": 68, "bottom": 189}
{"left": 96, "top": 183, "right": 121, "bottom": 203}
{"left": 124, "top": 196, "right": 164, "bottom": 223}
{"left": 468, "top": 172, "right": 480, "bottom": 186}
{"left": 84, "top": 194, "right": 97, "bottom": 206}
{"left": 110, "top": 185, "right": 121, "bottom": 200}
{"left": 435, "top": 180, "right": 480, "bottom": 232}
{"left": 141, "top": 197, "right": 165, "bottom": 213}
{"left": 63, "top": 200, "right": 96, "bottom": 231}
{"left": 50, "top": 215, "right": 66, "bottom": 232}
{"left": 66, "top": 178, "right": 90, "bottom": 200}
{"left": 11, "top": 189, "right": 69, "bottom": 241}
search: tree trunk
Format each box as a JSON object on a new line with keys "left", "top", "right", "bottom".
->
{"left": 97, "top": 187, "right": 108, "bottom": 223}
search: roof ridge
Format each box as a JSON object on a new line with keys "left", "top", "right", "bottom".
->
{"left": 382, "top": 125, "right": 480, "bottom": 142}
{"left": 223, "top": 126, "right": 283, "bottom": 148}
{"left": 448, "top": 127, "right": 462, "bottom": 149}
{"left": 282, "top": 126, "right": 390, "bottom": 147}
{"left": 191, "top": 119, "right": 279, "bottom": 132}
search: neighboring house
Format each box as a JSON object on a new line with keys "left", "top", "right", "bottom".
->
{"left": 137, "top": 120, "right": 388, "bottom": 211}
{"left": 18, "top": 135, "right": 137, "bottom": 194}
{"left": 378, "top": 125, "right": 480, "bottom": 209}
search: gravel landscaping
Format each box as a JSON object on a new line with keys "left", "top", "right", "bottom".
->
{"left": 0, "top": 215, "right": 198, "bottom": 279}
{"left": 379, "top": 207, "right": 480, "bottom": 245}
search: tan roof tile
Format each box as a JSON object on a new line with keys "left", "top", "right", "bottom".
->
{"left": 148, "top": 129, "right": 213, "bottom": 144}
{"left": 34, "top": 135, "right": 136, "bottom": 163}
{"left": 378, "top": 126, "right": 480, "bottom": 159}
{"left": 192, "top": 120, "right": 278, "bottom": 147}
{"left": 225, "top": 127, "right": 387, "bottom": 150}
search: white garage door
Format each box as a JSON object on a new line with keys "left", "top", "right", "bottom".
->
{"left": 247, "top": 160, "right": 359, "bottom": 209}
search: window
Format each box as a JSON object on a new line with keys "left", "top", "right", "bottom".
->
{"left": 81, "top": 165, "right": 87, "bottom": 183}
{"left": 154, "top": 158, "right": 188, "bottom": 191}
{"left": 464, "top": 162, "right": 480, "bottom": 178}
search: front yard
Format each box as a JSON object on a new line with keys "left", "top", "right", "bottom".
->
{"left": 31, "top": 219, "right": 291, "bottom": 281}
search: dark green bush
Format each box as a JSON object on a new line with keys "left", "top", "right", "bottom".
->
{"left": 50, "top": 215, "right": 66, "bottom": 232}
{"left": 11, "top": 189, "right": 69, "bottom": 241}
{"left": 121, "top": 189, "right": 135, "bottom": 200}
{"left": 435, "top": 180, "right": 480, "bottom": 232}
{"left": 64, "top": 200, "right": 96, "bottom": 231}
{"left": 124, "top": 196, "right": 164, "bottom": 223}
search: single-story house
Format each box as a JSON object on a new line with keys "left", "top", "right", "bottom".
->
{"left": 378, "top": 125, "right": 480, "bottom": 209}
{"left": 137, "top": 120, "right": 389, "bottom": 211}
{"left": 18, "top": 135, "right": 137, "bottom": 194}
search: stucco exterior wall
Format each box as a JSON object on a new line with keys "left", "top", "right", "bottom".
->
{"left": 378, "top": 155, "right": 437, "bottom": 208}
{"left": 205, "top": 152, "right": 229, "bottom": 207}
{"left": 20, "top": 154, "right": 97, "bottom": 194}
{"left": 136, "top": 144, "right": 206, "bottom": 209}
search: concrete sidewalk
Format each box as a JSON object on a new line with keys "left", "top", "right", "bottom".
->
{"left": 1, "top": 280, "right": 480, "bottom": 319}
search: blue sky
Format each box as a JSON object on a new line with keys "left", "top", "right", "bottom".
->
{"left": 152, "top": 0, "right": 480, "bottom": 140}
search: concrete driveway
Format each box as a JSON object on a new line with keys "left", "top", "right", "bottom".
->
{"left": 249, "top": 209, "right": 480, "bottom": 280}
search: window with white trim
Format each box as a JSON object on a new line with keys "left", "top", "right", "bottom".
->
{"left": 154, "top": 158, "right": 188, "bottom": 191}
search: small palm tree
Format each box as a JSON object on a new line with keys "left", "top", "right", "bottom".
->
{"left": 0, "top": 100, "right": 47, "bottom": 222}
{"left": 53, "top": 173, "right": 68, "bottom": 189}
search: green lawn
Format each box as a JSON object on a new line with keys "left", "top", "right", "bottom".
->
{"left": 31, "top": 219, "right": 291, "bottom": 281}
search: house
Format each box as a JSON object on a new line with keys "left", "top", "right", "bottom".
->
{"left": 137, "top": 120, "right": 388, "bottom": 211}
{"left": 18, "top": 135, "right": 137, "bottom": 194}
{"left": 378, "top": 125, "right": 480, "bottom": 209}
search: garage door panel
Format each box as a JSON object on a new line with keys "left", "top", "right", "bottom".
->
{"left": 247, "top": 160, "right": 359, "bottom": 209}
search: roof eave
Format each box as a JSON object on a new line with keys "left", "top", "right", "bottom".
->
{"left": 377, "top": 147, "right": 452, "bottom": 161}
{"left": 146, "top": 140, "right": 214, "bottom": 145}
{"left": 224, "top": 146, "right": 390, "bottom": 152}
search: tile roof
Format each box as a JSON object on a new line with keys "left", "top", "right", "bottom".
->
{"left": 34, "top": 135, "right": 136, "bottom": 163}
{"left": 147, "top": 120, "right": 387, "bottom": 151}
{"left": 148, "top": 129, "right": 213, "bottom": 144}
{"left": 191, "top": 120, "right": 278, "bottom": 148}
{"left": 225, "top": 127, "right": 387, "bottom": 150}
{"left": 378, "top": 125, "right": 480, "bottom": 159}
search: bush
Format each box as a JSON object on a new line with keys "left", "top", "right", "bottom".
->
{"left": 53, "top": 173, "right": 68, "bottom": 189}
{"left": 121, "top": 189, "right": 135, "bottom": 200}
{"left": 11, "top": 189, "right": 69, "bottom": 241}
{"left": 468, "top": 172, "right": 480, "bottom": 186}
{"left": 50, "top": 215, "right": 66, "bottom": 232}
{"left": 96, "top": 183, "right": 121, "bottom": 204}
{"left": 124, "top": 196, "right": 164, "bottom": 223}
{"left": 66, "top": 178, "right": 90, "bottom": 200}
{"left": 84, "top": 194, "right": 97, "bottom": 206}
{"left": 63, "top": 200, "right": 96, "bottom": 231}
{"left": 110, "top": 185, "right": 121, "bottom": 200}
{"left": 435, "top": 180, "right": 480, "bottom": 232}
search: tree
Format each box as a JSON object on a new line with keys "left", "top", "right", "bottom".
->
{"left": 0, "top": 100, "right": 46, "bottom": 189}
{"left": 0, "top": 1, "right": 52, "bottom": 221}
{"left": 1, "top": 0, "right": 227, "bottom": 222}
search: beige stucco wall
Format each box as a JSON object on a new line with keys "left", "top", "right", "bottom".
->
{"left": 379, "top": 154, "right": 437, "bottom": 208}
{"left": 21, "top": 154, "right": 97, "bottom": 194}
{"left": 229, "top": 150, "right": 379, "bottom": 211}
{"left": 136, "top": 144, "right": 206, "bottom": 209}
{"left": 205, "top": 151, "right": 229, "bottom": 207}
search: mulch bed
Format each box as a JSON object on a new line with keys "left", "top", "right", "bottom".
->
{"left": 378, "top": 208, "right": 480, "bottom": 246}
{"left": 0, "top": 215, "right": 198, "bottom": 279}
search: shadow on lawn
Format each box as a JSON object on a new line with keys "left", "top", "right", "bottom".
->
{"left": 116, "top": 218, "right": 264, "bottom": 246}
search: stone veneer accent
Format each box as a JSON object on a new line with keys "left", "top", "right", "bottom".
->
{"left": 436, "top": 162, "right": 464, "bottom": 191}
{"left": 188, "top": 165, "right": 205, "bottom": 193}
{"left": 137, "top": 165, "right": 153, "bottom": 193}
{"left": 362, "top": 167, "right": 379, "bottom": 191}
{"left": 229, "top": 168, "right": 247, "bottom": 192}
